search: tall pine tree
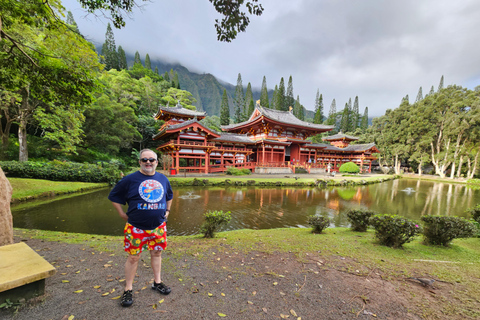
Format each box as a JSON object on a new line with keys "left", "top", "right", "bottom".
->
{"left": 145, "top": 53, "right": 152, "bottom": 70}
{"left": 134, "top": 51, "right": 142, "bottom": 66}
{"left": 438, "top": 75, "right": 444, "bottom": 91}
{"left": 220, "top": 89, "right": 230, "bottom": 125}
{"left": 102, "top": 23, "right": 119, "bottom": 70}
{"left": 271, "top": 85, "right": 278, "bottom": 110}
{"left": 234, "top": 73, "right": 244, "bottom": 123}
{"left": 326, "top": 99, "right": 337, "bottom": 126}
{"left": 350, "top": 96, "right": 359, "bottom": 130}
{"left": 117, "top": 46, "right": 127, "bottom": 70}
{"left": 313, "top": 90, "right": 324, "bottom": 124}
{"left": 244, "top": 82, "right": 253, "bottom": 119}
{"left": 340, "top": 103, "right": 350, "bottom": 133}
{"left": 286, "top": 76, "right": 294, "bottom": 111}
{"left": 360, "top": 106, "right": 369, "bottom": 131}
{"left": 66, "top": 11, "right": 80, "bottom": 34}
{"left": 277, "top": 77, "right": 286, "bottom": 111}
{"left": 415, "top": 87, "right": 423, "bottom": 102}
{"left": 260, "top": 76, "right": 269, "bottom": 108}
{"left": 293, "top": 95, "right": 304, "bottom": 120}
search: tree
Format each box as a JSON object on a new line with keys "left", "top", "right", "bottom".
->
{"left": 0, "top": 7, "right": 103, "bottom": 161}
{"left": 350, "top": 96, "right": 359, "bottom": 131}
{"left": 360, "top": 107, "right": 369, "bottom": 131}
{"left": 233, "top": 73, "right": 244, "bottom": 123}
{"left": 438, "top": 75, "right": 444, "bottom": 92}
{"left": 260, "top": 76, "right": 269, "bottom": 108}
{"left": 101, "top": 23, "right": 119, "bottom": 71}
{"left": 415, "top": 87, "right": 423, "bottom": 102}
{"left": 313, "top": 90, "right": 324, "bottom": 124}
{"left": 145, "top": 53, "right": 151, "bottom": 70}
{"left": 293, "top": 95, "right": 304, "bottom": 120}
{"left": 271, "top": 85, "right": 278, "bottom": 110}
{"left": 340, "top": 103, "right": 350, "bottom": 133}
{"left": 220, "top": 89, "right": 230, "bottom": 125}
{"left": 244, "top": 82, "right": 253, "bottom": 119}
{"left": 285, "top": 75, "right": 294, "bottom": 111}
{"left": 276, "top": 77, "right": 286, "bottom": 111}
{"left": 66, "top": 11, "right": 80, "bottom": 34}
{"left": 200, "top": 115, "right": 221, "bottom": 132}
{"left": 326, "top": 99, "right": 337, "bottom": 126}
{"left": 117, "top": 46, "right": 128, "bottom": 70}
{"left": 134, "top": 51, "right": 142, "bottom": 66}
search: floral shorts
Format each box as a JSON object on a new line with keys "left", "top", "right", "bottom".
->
{"left": 124, "top": 222, "right": 167, "bottom": 255}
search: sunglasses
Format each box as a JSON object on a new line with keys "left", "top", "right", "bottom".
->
{"left": 140, "top": 158, "right": 157, "bottom": 163}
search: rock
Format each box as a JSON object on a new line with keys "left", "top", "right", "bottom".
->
{"left": 0, "top": 167, "right": 13, "bottom": 246}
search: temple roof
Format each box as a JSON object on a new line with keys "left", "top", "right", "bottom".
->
{"left": 152, "top": 119, "right": 219, "bottom": 140}
{"left": 154, "top": 102, "right": 207, "bottom": 120}
{"left": 308, "top": 142, "right": 378, "bottom": 152}
{"left": 221, "top": 105, "right": 334, "bottom": 131}
{"left": 322, "top": 132, "right": 359, "bottom": 141}
{"left": 212, "top": 133, "right": 256, "bottom": 144}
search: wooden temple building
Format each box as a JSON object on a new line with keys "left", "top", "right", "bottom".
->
{"left": 153, "top": 102, "right": 379, "bottom": 174}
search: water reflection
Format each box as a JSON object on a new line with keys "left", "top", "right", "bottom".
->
{"left": 11, "top": 179, "right": 480, "bottom": 236}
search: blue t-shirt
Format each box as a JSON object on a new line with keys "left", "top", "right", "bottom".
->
{"left": 108, "top": 171, "right": 173, "bottom": 230}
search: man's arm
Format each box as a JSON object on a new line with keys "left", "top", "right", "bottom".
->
{"left": 111, "top": 202, "right": 128, "bottom": 221}
{"left": 165, "top": 199, "right": 173, "bottom": 219}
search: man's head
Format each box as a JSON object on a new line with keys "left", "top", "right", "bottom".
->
{"left": 139, "top": 149, "right": 158, "bottom": 176}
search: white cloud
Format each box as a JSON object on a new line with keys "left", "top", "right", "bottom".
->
{"left": 64, "top": 0, "right": 480, "bottom": 116}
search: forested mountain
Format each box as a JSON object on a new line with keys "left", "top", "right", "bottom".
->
{"left": 121, "top": 51, "right": 273, "bottom": 117}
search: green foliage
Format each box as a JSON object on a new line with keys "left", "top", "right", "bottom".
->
{"left": 0, "top": 160, "right": 123, "bottom": 184}
{"left": 339, "top": 162, "right": 360, "bottom": 174}
{"left": 421, "top": 216, "right": 476, "bottom": 246}
{"left": 466, "top": 204, "right": 480, "bottom": 223}
{"left": 200, "top": 210, "right": 232, "bottom": 238}
{"left": 226, "top": 167, "right": 251, "bottom": 175}
{"left": 369, "top": 214, "right": 421, "bottom": 248}
{"left": 346, "top": 209, "right": 374, "bottom": 232}
{"left": 307, "top": 215, "right": 330, "bottom": 234}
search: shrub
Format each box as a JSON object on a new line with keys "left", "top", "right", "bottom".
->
{"left": 226, "top": 167, "right": 251, "bottom": 175}
{"left": 200, "top": 210, "right": 232, "bottom": 238}
{"left": 369, "top": 214, "right": 421, "bottom": 248}
{"left": 307, "top": 215, "right": 330, "bottom": 234}
{"left": 421, "top": 216, "right": 476, "bottom": 246}
{"left": 466, "top": 204, "right": 480, "bottom": 224}
{"left": 346, "top": 209, "right": 374, "bottom": 232}
{"left": 0, "top": 160, "right": 123, "bottom": 185}
{"left": 339, "top": 162, "right": 360, "bottom": 174}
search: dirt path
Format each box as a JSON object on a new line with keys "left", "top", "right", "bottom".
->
{"left": 3, "top": 233, "right": 458, "bottom": 320}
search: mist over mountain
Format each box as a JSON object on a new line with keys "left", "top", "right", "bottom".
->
{"left": 120, "top": 51, "right": 317, "bottom": 119}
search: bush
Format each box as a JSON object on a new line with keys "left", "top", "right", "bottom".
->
{"left": 369, "top": 214, "right": 421, "bottom": 248}
{"left": 466, "top": 204, "right": 480, "bottom": 224}
{"left": 0, "top": 160, "right": 123, "bottom": 185}
{"left": 307, "top": 215, "right": 330, "bottom": 234}
{"left": 200, "top": 210, "right": 232, "bottom": 238}
{"left": 421, "top": 216, "right": 476, "bottom": 246}
{"left": 226, "top": 167, "right": 251, "bottom": 175}
{"left": 346, "top": 209, "right": 374, "bottom": 232}
{"left": 339, "top": 162, "right": 360, "bottom": 174}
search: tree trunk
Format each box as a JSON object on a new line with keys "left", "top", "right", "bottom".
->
{"left": 417, "top": 159, "right": 423, "bottom": 176}
{"left": 456, "top": 155, "right": 463, "bottom": 178}
{"left": 18, "top": 87, "right": 30, "bottom": 162}
{"left": 468, "top": 150, "right": 479, "bottom": 179}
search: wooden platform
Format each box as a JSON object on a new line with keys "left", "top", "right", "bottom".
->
{"left": 0, "top": 242, "right": 56, "bottom": 303}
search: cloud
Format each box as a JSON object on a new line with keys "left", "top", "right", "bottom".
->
{"left": 65, "top": 0, "right": 480, "bottom": 116}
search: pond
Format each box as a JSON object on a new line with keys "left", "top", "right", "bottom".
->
{"left": 12, "top": 179, "right": 479, "bottom": 236}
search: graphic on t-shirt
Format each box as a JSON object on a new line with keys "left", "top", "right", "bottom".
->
{"left": 138, "top": 179, "right": 164, "bottom": 203}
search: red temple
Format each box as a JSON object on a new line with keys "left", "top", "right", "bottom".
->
{"left": 153, "top": 102, "right": 378, "bottom": 174}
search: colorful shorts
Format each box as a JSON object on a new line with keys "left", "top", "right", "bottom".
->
{"left": 124, "top": 222, "right": 167, "bottom": 255}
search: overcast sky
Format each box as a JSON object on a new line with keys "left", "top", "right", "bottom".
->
{"left": 64, "top": 0, "right": 480, "bottom": 117}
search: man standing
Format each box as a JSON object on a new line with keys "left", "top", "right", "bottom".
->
{"left": 108, "top": 149, "right": 173, "bottom": 307}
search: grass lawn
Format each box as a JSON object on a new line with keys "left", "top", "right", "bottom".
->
{"left": 8, "top": 178, "right": 108, "bottom": 202}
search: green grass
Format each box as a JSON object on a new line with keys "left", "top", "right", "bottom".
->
{"left": 8, "top": 178, "right": 108, "bottom": 202}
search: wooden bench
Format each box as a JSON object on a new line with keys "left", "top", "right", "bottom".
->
{"left": 0, "top": 242, "right": 56, "bottom": 303}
